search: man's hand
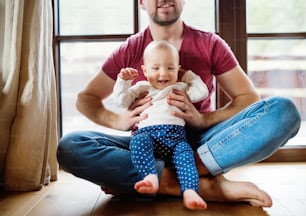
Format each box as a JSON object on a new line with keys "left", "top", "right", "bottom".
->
{"left": 115, "top": 91, "right": 152, "bottom": 130}
{"left": 167, "top": 89, "right": 208, "bottom": 129}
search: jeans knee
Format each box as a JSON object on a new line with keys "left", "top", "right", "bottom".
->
{"left": 268, "top": 96, "right": 301, "bottom": 131}
{"left": 56, "top": 132, "right": 80, "bottom": 163}
{"left": 57, "top": 133, "right": 73, "bottom": 152}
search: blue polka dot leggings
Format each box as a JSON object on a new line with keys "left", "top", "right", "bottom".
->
{"left": 130, "top": 124, "right": 199, "bottom": 193}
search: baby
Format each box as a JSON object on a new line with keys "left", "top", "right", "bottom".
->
{"left": 112, "top": 40, "right": 208, "bottom": 210}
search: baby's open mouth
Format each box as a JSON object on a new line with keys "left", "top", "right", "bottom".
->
{"left": 158, "top": 80, "right": 169, "bottom": 84}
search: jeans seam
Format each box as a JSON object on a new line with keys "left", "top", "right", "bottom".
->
{"left": 210, "top": 101, "right": 269, "bottom": 153}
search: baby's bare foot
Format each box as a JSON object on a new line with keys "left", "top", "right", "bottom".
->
{"left": 134, "top": 174, "right": 159, "bottom": 194}
{"left": 183, "top": 189, "right": 207, "bottom": 210}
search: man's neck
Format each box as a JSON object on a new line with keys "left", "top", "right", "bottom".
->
{"left": 149, "top": 20, "right": 184, "bottom": 50}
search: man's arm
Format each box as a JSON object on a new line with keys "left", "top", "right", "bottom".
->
{"left": 76, "top": 69, "right": 150, "bottom": 131}
{"left": 168, "top": 65, "right": 260, "bottom": 129}
{"left": 202, "top": 65, "right": 260, "bottom": 128}
{"left": 76, "top": 69, "right": 118, "bottom": 128}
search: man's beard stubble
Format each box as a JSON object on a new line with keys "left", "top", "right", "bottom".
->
{"left": 152, "top": 0, "right": 182, "bottom": 27}
{"left": 152, "top": 13, "right": 181, "bottom": 26}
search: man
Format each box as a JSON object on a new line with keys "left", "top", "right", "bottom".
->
{"left": 57, "top": 0, "right": 301, "bottom": 208}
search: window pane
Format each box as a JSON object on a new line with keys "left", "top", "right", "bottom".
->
{"left": 139, "top": 0, "right": 215, "bottom": 32}
{"left": 59, "top": 0, "right": 134, "bottom": 35}
{"left": 60, "top": 42, "right": 128, "bottom": 135}
{"left": 247, "top": 0, "right": 306, "bottom": 33}
{"left": 248, "top": 39, "right": 306, "bottom": 145}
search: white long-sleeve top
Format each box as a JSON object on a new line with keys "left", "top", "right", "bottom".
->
{"left": 112, "top": 70, "right": 208, "bottom": 129}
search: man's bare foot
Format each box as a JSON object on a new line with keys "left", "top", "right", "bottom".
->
{"left": 194, "top": 153, "right": 209, "bottom": 176}
{"left": 201, "top": 174, "right": 273, "bottom": 207}
{"left": 134, "top": 174, "right": 159, "bottom": 194}
{"left": 158, "top": 168, "right": 272, "bottom": 208}
{"left": 183, "top": 189, "right": 207, "bottom": 210}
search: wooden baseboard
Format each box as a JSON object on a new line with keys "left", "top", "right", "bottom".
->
{"left": 263, "top": 146, "right": 306, "bottom": 162}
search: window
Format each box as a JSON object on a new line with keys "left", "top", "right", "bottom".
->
{"left": 247, "top": 0, "right": 306, "bottom": 146}
{"left": 54, "top": 0, "right": 306, "bottom": 161}
{"left": 59, "top": 1, "right": 134, "bottom": 35}
{"left": 54, "top": 0, "right": 215, "bottom": 135}
{"left": 59, "top": 42, "right": 123, "bottom": 134}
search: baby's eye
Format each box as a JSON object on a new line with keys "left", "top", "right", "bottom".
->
{"left": 151, "top": 67, "right": 159, "bottom": 70}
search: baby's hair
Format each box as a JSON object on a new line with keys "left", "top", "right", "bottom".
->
{"left": 143, "top": 40, "right": 179, "bottom": 62}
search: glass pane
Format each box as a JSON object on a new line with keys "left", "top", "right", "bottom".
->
{"left": 139, "top": 0, "right": 215, "bottom": 32}
{"left": 59, "top": 0, "right": 134, "bottom": 35}
{"left": 60, "top": 42, "right": 128, "bottom": 135}
{"left": 248, "top": 39, "right": 306, "bottom": 145}
{"left": 247, "top": 0, "right": 306, "bottom": 33}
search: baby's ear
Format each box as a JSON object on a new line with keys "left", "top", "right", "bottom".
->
{"left": 141, "top": 65, "right": 147, "bottom": 77}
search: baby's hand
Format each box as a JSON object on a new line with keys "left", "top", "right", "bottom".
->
{"left": 119, "top": 67, "right": 139, "bottom": 80}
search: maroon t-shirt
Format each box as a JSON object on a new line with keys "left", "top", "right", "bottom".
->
{"left": 102, "top": 23, "right": 238, "bottom": 113}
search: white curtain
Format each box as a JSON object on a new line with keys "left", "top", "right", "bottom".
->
{"left": 0, "top": 0, "right": 58, "bottom": 191}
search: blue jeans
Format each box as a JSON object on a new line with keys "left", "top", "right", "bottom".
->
{"left": 57, "top": 97, "right": 301, "bottom": 192}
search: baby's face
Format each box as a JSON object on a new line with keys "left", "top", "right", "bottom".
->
{"left": 143, "top": 47, "right": 179, "bottom": 90}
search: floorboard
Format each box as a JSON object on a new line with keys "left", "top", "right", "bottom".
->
{"left": 0, "top": 163, "right": 305, "bottom": 216}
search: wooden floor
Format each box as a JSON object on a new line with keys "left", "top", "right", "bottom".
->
{"left": 1, "top": 162, "right": 306, "bottom": 216}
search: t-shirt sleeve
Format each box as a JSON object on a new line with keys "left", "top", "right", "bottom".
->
{"left": 210, "top": 34, "right": 239, "bottom": 75}
{"left": 102, "top": 41, "right": 129, "bottom": 81}
{"left": 102, "top": 31, "right": 148, "bottom": 81}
